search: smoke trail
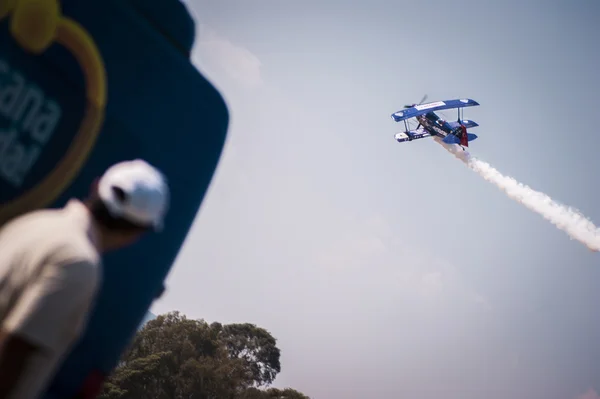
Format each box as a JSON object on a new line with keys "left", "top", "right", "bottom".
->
{"left": 434, "top": 137, "right": 600, "bottom": 252}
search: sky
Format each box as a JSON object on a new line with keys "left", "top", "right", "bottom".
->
{"left": 152, "top": 1, "right": 600, "bottom": 398}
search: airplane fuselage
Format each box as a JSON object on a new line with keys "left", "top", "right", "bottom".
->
{"left": 417, "top": 112, "right": 460, "bottom": 138}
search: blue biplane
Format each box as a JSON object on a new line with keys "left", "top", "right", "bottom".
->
{"left": 391, "top": 95, "right": 480, "bottom": 149}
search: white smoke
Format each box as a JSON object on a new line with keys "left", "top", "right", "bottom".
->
{"left": 434, "top": 137, "right": 600, "bottom": 252}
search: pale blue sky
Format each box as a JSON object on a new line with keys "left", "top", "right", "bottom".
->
{"left": 153, "top": 1, "right": 600, "bottom": 398}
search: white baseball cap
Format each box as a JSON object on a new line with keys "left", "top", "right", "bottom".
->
{"left": 97, "top": 159, "right": 170, "bottom": 231}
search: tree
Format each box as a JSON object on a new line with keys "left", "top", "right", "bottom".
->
{"left": 217, "top": 323, "right": 281, "bottom": 386}
{"left": 97, "top": 311, "right": 309, "bottom": 399}
{"left": 240, "top": 387, "right": 310, "bottom": 399}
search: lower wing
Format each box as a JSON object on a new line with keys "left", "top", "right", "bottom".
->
{"left": 394, "top": 129, "right": 432, "bottom": 143}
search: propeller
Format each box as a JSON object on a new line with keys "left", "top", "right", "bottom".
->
{"left": 402, "top": 94, "right": 429, "bottom": 130}
{"left": 404, "top": 94, "right": 428, "bottom": 109}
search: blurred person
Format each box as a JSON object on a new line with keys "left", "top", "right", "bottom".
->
{"left": 0, "top": 159, "right": 169, "bottom": 399}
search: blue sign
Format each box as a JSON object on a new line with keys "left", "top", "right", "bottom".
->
{"left": 0, "top": 0, "right": 229, "bottom": 397}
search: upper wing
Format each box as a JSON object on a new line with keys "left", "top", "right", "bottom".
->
{"left": 391, "top": 99, "right": 480, "bottom": 122}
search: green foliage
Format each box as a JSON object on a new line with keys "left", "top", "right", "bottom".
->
{"left": 239, "top": 387, "right": 311, "bottom": 399}
{"left": 97, "top": 311, "right": 309, "bottom": 399}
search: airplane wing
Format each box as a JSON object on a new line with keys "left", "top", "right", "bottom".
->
{"left": 447, "top": 119, "right": 479, "bottom": 129}
{"left": 391, "top": 99, "right": 479, "bottom": 122}
{"left": 394, "top": 129, "right": 432, "bottom": 143}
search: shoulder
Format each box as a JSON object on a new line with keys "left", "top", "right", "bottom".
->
{"left": 6, "top": 216, "right": 102, "bottom": 287}
{"left": 0, "top": 208, "right": 71, "bottom": 248}
{"left": 1, "top": 205, "right": 100, "bottom": 260}
{"left": 0, "top": 204, "right": 101, "bottom": 285}
{"left": 0, "top": 208, "right": 59, "bottom": 233}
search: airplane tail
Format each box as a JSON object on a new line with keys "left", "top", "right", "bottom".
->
{"left": 459, "top": 125, "right": 469, "bottom": 147}
{"left": 442, "top": 131, "right": 478, "bottom": 146}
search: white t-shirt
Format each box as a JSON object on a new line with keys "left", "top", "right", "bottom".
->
{"left": 0, "top": 200, "right": 102, "bottom": 399}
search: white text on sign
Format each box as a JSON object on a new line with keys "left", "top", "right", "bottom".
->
{"left": 0, "top": 59, "right": 63, "bottom": 188}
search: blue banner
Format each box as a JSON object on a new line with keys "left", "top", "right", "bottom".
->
{"left": 0, "top": 0, "right": 229, "bottom": 397}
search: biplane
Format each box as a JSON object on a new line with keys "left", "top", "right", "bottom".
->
{"left": 391, "top": 95, "right": 480, "bottom": 149}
